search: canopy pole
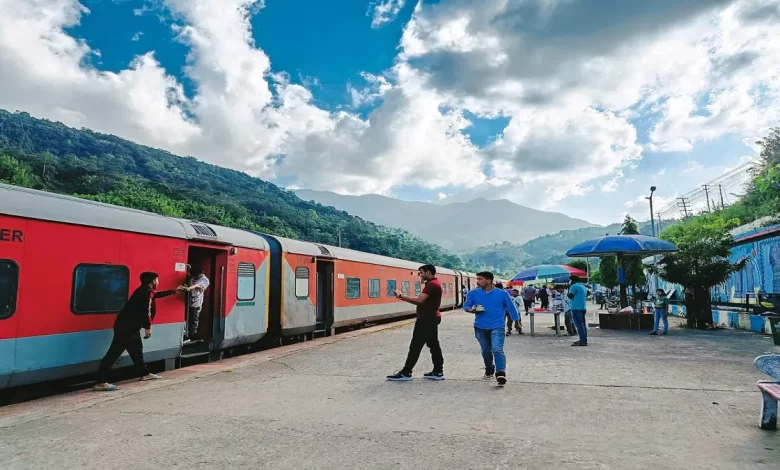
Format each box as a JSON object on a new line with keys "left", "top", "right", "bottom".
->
{"left": 617, "top": 254, "right": 628, "bottom": 309}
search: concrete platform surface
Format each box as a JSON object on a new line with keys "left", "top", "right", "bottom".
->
{"left": 1, "top": 311, "right": 779, "bottom": 469}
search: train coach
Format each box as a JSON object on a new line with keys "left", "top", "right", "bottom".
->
{"left": 0, "top": 183, "right": 472, "bottom": 391}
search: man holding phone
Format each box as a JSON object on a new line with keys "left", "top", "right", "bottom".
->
{"left": 386, "top": 264, "right": 444, "bottom": 381}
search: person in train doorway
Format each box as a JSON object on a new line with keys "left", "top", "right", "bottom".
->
{"left": 567, "top": 275, "right": 588, "bottom": 346}
{"left": 93, "top": 272, "right": 185, "bottom": 391}
{"left": 463, "top": 271, "right": 520, "bottom": 386}
{"left": 387, "top": 264, "right": 445, "bottom": 381}
{"left": 183, "top": 266, "right": 210, "bottom": 344}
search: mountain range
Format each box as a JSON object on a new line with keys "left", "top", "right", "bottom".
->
{"left": 295, "top": 189, "right": 596, "bottom": 252}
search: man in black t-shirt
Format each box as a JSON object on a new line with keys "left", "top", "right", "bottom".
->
{"left": 387, "top": 264, "right": 444, "bottom": 381}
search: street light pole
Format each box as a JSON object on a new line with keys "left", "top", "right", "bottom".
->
{"left": 646, "top": 186, "right": 658, "bottom": 293}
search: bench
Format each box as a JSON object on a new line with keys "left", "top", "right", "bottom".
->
{"left": 754, "top": 354, "right": 780, "bottom": 430}
{"left": 528, "top": 310, "right": 562, "bottom": 338}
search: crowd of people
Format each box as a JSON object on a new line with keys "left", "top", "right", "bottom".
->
{"left": 387, "top": 267, "right": 590, "bottom": 387}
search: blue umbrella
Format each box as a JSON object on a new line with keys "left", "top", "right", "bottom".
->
{"left": 565, "top": 235, "right": 678, "bottom": 308}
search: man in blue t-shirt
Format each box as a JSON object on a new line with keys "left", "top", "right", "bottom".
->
{"left": 463, "top": 271, "right": 520, "bottom": 386}
{"left": 567, "top": 275, "right": 588, "bottom": 346}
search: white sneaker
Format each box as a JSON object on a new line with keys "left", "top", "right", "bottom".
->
{"left": 140, "top": 373, "right": 162, "bottom": 381}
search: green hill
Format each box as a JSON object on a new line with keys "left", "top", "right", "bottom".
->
{"left": 0, "top": 109, "right": 464, "bottom": 268}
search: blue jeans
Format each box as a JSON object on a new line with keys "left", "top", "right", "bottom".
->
{"left": 570, "top": 309, "right": 588, "bottom": 345}
{"left": 474, "top": 327, "right": 506, "bottom": 373}
{"left": 654, "top": 308, "right": 668, "bottom": 333}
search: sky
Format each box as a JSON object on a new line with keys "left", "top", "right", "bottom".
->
{"left": 1, "top": 0, "right": 778, "bottom": 226}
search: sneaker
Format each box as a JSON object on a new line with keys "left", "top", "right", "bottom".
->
{"left": 659, "top": 331, "right": 667, "bottom": 336}
{"left": 648, "top": 331, "right": 658, "bottom": 336}
{"left": 423, "top": 371, "right": 445, "bottom": 381}
{"left": 140, "top": 373, "right": 162, "bottom": 381}
{"left": 496, "top": 371, "right": 507, "bottom": 386}
{"left": 571, "top": 341, "right": 587, "bottom": 346}
{"left": 506, "top": 330, "right": 512, "bottom": 336}
{"left": 387, "top": 371, "right": 412, "bottom": 381}
{"left": 483, "top": 369, "right": 495, "bottom": 380}
{"left": 93, "top": 383, "right": 119, "bottom": 391}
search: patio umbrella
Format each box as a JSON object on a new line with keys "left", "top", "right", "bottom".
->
{"left": 511, "top": 264, "right": 587, "bottom": 283}
{"left": 565, "top": 235, "right": 678, "bottom": 308}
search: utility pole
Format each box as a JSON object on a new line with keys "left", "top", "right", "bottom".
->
{"left": 679, "top": 197, "right": 690, "bottom": 218}
{"left": 718, "top": 184, "right": 726, "bottom": 209}
{"left": 703, "top": 185, "right": 711, "bottom": 212}
{"left": 646, "top": 186, "right": 658, "bottom": 293}
{"left": 337, "top": 228, "right": 342, "bottom": 248}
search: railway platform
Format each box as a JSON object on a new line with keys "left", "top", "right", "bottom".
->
{"left": 1, "top": 309, "right": 779, "bottom": 469}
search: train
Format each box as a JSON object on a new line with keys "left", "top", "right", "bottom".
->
{"left": 0, "top": 183, "right": 484, "bottom": 391}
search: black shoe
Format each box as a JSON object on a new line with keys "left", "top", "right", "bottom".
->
{"left": 387, "top": 370, "right": 412, "bottom": 381}
{"left": 423, "top": 371, "right": 445, "bottom": 381}
{"left": 506, "top": 330, "right": 512, "bottom": 336}
{"left": 649, "top": 331, "right": 658, "bottom": 336}
{"left": 495, "top": 371, "right": 507, "bottom": 386}
{"left": 482, "top": 369, "right": 495, "bottom": 380}
{"left": 571, "top": 341, "right": 588, "bottom": 346}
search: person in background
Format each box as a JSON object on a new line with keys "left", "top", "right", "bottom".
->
{"left": 556, "top": 285, "right": 576, "bottom": 336}
{"left": 387, "top": 264, "right": 445, "bottom": 381}
{"left": 463, "top": 272, "right": 520, "bottom": 386}
{"left": 538, "top": 285, "right": 550, "bottom": 310}
{"left": 522, "top": 285, "right": 537, "bottom": 315}
{"left": 93, "top": 272, "right": 186, "bottom": 391}
{"left": 567, "top": 275, "right": 588, "bottom": 346}
{"left": 649, "top": 288, "right": 669, "bottom": 336}
{"left": 184, "top": 266, "right": 210, "bottom": 343}
{"left": 508, "top": 288, "right": 524, "bottom": 335}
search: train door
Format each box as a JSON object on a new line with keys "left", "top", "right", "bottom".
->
{"left": 184, "top": 246, "right": 228, "bottom": 351}
{"left": 315, "top": 260, "right": 334, "bottom": 336}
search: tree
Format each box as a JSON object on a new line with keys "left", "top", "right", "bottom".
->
{"left": 654, "top": 216, "right": 747, "bottom": 329}
{"left": 620, "top": 215, "right": 646, "bottom": 296}
{"left": 589, "top": 268, "right": 602, "bottom": 285}
{"left": 566, "top": 259, "right": 588, "bottom": 272}
{"left": 599, "top": 256, "right": 618, "bottom": 289}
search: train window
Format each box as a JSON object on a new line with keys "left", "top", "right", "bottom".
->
{"left": 449, "top": 283, "right": 454, "bottom": 295}
{"left": 295, "top": 267, "right": 309, "bottom": 299}
{"left": 237, "top": 262, "right": 256, "bottom": 301}
{"left": 386, "top": 280, "right": 397, "bottom": 297}
{"left": 414, "top": 281, "right": 421, "bottom": 296}
{"left": 402, "top": 281, "right": 410, "bottom": 296}
{"left": 71, "top": 264, "right": 129, "bottom": 314}
{"left": 346, "top": 277, "right": 361, "bottom": 299}
{"left": 368, "top": 279, "right": 380, "bottom": 298}
{"left": 0, "top": 260, "right": 19, "bottom": 319}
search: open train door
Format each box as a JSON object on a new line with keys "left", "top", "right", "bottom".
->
{"left": 182, "top": 245, "right": 228, "bottom": 361}
{"left": 315, "top": 259, "right": 334, "bottom": 337}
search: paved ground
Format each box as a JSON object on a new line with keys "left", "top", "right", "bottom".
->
{"left": 1, "top": 308, "right": 778, "bottom": 469}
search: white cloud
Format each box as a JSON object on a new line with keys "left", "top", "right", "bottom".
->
{"left": 368, "top": 0, "right": 406, "bottom": 29}
{"left": 0, "top": 0, "right": 779, "bottom": 218}
{"left": 131, "top": 31, "right": 144, "bottom": 41}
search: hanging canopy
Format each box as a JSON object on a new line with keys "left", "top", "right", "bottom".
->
{"left": 511, "top": 264, "right": 587, "bottom": 282}
{"left": 565, "top": 234, "right": 678, "bottom": 258}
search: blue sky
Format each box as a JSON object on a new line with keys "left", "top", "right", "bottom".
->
{"left": 0, "top": 0, "right": 777, "bottom": 226}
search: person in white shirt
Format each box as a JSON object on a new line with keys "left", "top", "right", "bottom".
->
{"left": 509, "top": 289, "right": 524, "bottom": 335}
{"left": 184, "top": 266, "right": 210, "bottom": 342}
{"left": 555, "top": 285, "right": 577, "bottom": 336}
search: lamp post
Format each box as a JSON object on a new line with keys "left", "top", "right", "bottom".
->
{"left": 646, "top": 186, "right": 658, "bottom": 292}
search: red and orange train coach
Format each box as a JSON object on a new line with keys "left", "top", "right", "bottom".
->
{"left": 0, "top": 183, "right": 470, "bottom": 391}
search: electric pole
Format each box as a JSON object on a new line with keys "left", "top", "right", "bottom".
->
{"left": 703, "top": 185, "right": 711, "bottom": 212}
{"left": 679, "top": 197, "right": 690, "bottom": 218}
{"left": 718, "top": 184, "right": 726, "bottom": 209}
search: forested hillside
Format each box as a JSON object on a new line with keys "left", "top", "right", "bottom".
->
{"left": 0, "top": 110, "right": 463, "bottom": 268}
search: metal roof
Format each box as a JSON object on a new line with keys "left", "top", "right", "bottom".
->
{"left": 0, "top": 184, "right": 268, "bottom": 250}
{"left": 268, "top": 234, "right": 457, "bottom": 275}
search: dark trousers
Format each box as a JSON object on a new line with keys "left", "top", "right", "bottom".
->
{"left": 540, "top": 297, "right": 549, "bottom": 309}
{"left": 506, "top": 314, "right": 521, "bottom": 331}
{"left": 402, "top": 317, "right": 444, "bottom": 374}
{"left": 564, "top": 310, "right": 577, "bottom": 335}
{"left": 95, "top": 329, "right": 148, "bottom": 383}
